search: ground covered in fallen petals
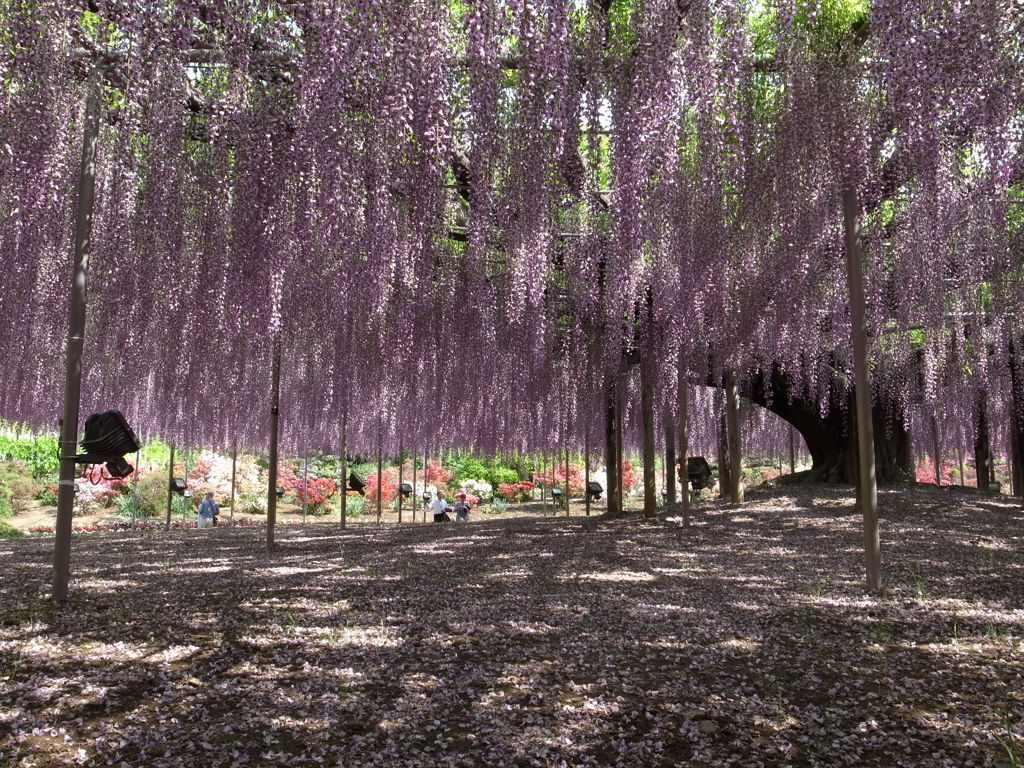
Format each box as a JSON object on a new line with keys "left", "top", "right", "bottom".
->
{"left": 1, "top": 484, "right": 1022, "bottom": 768}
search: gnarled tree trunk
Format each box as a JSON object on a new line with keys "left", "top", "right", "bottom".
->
{"left": 744, "top": 366, "right": 914, "bottom": 484}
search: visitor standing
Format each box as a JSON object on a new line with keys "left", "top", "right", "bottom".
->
{"left": 197, "top": 492, "right": 219, "bottom": 529}
{"left": 453, "top": 491, "right": 471, "bottom": 522}
{"left": 430, "top": 490, "right": 450, "bottom": 523}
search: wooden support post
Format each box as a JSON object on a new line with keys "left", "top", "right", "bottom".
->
{"left": 165, "top": 443, "right": 175, "bottom": 530}
{"left": 724, "top": 370, "right": 743, "bottom": 504}
{"left": 376, "top": 435, "right": 383, "bottom": 525}
{"left": 641, "top": 359, "right": 657, "bottom": 518}
{"left": 301, "top": 453, "right": 308, "bottom": 525}
{"left": 976, "top": 390, "right": 991, "bottom": 491}
{"left": 1010, "top": 337, "right": 1024, "bottom": 504}
{"left": 665, "top": 407, "right": 677, "bottom": 504}
{"left": 229, "top": 444, "right": 237, "bottom": 520}
{"left": 930, "top": 414, "right": 942, "bottom": 486}
{"left": 398, "top": 443, "right": 404, "bottom": 524}
{"left": 541, "top": 452, "right": 547, "bottom": 511}
{"left": 677, "top": 365, "right": 690, "bottom": 528}
{"left": 717, "top": 413, "right": 730, "bottom": 500}
{"left": 605, "top": 381, "right": 620, "bottom": 515}
{"left": 266, "top": 344, "right": 281, "bottom": 550}
{"left": 615, "top": 379, "right": 625, "bottom": 512}
{"left": 411, "top": 446, "right": 417, "bottom": 522}
{"left": 422, "top": 449, "right": 428, "bottom": 523}
{"left": 52, "top": 67, "right": 102, "bottom": 603}
{"left": 957, "top": 445, "right": 965, "bottom": 487}
{"left": 789, "top": 427, "right": 796, "bottom": 474}
{"left": 584, "top": 423, "right": 591, "bottom": 517}
{"left": 339, "top": 410, "right": 347, "bottom": 529}
{"left": 564, "top": 443, "right": 570, "bottom": 517}
{"left": 843, "top": 187, "right": 881, "bottom": 594}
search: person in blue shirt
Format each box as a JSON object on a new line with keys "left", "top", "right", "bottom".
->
{"left": 197, "top": 492, "right": 219, "bottom": 529}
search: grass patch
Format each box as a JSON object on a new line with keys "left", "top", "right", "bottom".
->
{"left": 0, "top": 518, "right": 24, "bottom": 538}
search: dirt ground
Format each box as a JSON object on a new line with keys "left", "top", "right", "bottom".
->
{"left": 1, "top": 483, "right": 1022, "bottom": 767}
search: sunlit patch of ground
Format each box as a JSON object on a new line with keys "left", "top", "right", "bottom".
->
{"left": 0, "top": 484, "right": 1022, "bottom": 767}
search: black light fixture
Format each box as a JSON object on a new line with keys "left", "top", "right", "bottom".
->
{"left": 421, "top": 491, "right": 432, "bottom": 505}
{"left": 586, "top": 481, "right": 603, "bottom": 501}
{"left": 347, "top": 473, "right": 366, "bottom": 496}
{"left": 275, "top": 485, "right": 285, "bottom": 499}
{"left": 170, "top": 477, "right": 187, "bottom": 495}
{"left": 687, "top": 456, "right": 713, "bottom": 490}
{"left": 399, "top": 482, "right": 413, "bottom": 498}
{"left": 551, "top": 487, "right": 564, "bottom": 501}
{"left": 183, "top": 489, "right": 194, "bottom": 500}
{"left": 73, "top": 410, "right": 141, "bottom": 478}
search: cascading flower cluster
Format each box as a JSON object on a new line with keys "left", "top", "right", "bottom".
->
{"left": 0, "top": 0, "right": 1020, "bottom": 469}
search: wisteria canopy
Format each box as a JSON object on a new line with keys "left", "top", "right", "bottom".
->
{"left": 0, "top": 0, "right": 1022, "bottom": 467}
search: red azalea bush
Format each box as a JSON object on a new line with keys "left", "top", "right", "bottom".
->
{"left": 494, "top": 481, "right": 534, "bottom": 502}
{"left": 425, "top": 460, "right": 452, "bottom": 486}
{"left": 365, "top": 468, "right": 400, "bottom": 505}
{"left": 292, "top": 477, "right": 338, "bottom": 514}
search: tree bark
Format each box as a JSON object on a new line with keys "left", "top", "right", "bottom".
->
{"left": 743, "top": 365, "right": 913, "bottom": 485}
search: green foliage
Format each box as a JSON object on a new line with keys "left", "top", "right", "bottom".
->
{"left": 0, "top": 519, "right": 23, "bottom": 539}
{"left": 237, "top": 495, "right": 267, "bottom": 515}
{"left": 0, "top": 482, "right": 12, "bottom": 519}
{"left": 36, "top": 483, "right": 57, "bottom": 506}
{"left": 449, "top": 454, "right": 521, "bottom": 488}
{"left": 491, "top": 497, "right": 509, "bottom": 515}
{"left": 0, "top": 462, "right": 42, "bottom": 505}
{"left": 0, "top": 434, "right": 59, "bottom": 478}
{"left": 134, "top": 472, "right": 168, "bottom": 518}
{"left": 345, "top": 495, "right": 366, "bottom": 518}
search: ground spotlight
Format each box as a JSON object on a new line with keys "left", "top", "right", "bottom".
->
{"left": 73, "top": 410, "right": 141, "bottom": 478}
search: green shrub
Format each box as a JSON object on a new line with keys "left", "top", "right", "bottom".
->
{"left": 0, "top": 462, "right": 43, "bottom": 507}
{"left": 135, "top": 472, "right": 169, "bottom": 517}
{"left": 237, "top": 495, "right": 267, "bottom": 515}
{"left": 491, "top": 497, "right": 509, "bottom": 515}
{"left": 345, "top": 496, "right": 366, "bottom": 518}
{"left": 0, "top": 482, "right": 12, "bottom": 519}
{"left": 0, "top": 519, "right": 23, "bottom": 538}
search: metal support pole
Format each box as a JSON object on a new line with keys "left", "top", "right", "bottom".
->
{"left": 266, "top": 343, "right": 281, "bottom": 550}
{"left": 52, "top": 67, "right": 102, "bottom": 603}
{"left": 843, "top": 187, "right": 881, "bottom": 594}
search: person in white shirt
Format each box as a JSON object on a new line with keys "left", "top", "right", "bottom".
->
{"left": 430, "top": 490, "right": 450, "bottom": 523}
